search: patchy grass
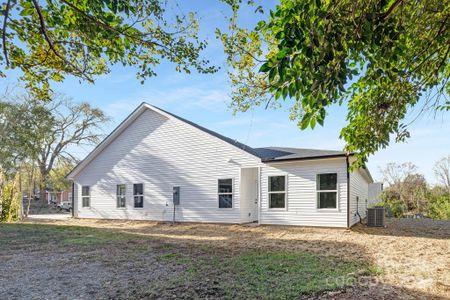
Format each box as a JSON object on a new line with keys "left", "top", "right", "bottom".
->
{"left": 150, "top": 250, "right": 374, "bottom": 299}
{"left": 0, "top": 223, "right": 373, "bottom": 299}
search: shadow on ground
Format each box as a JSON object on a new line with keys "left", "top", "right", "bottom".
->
{"left": 0, "top": 217, "right": 448, "bottom": 299}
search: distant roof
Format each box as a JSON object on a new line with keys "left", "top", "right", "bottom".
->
{"left": 253, "top": 147, "right": 349, "bottom": 162}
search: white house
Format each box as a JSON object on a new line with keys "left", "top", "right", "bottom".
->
{"left": 67, "top": 103, "right": 374, "bottom": 228}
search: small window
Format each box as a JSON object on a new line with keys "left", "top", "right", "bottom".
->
{"left": 218, "top": 179, "right": 233, "bottom": 208}
{"left": 133, "top": 184, "right": 144, "bottom": 208}
{"left": 268, "top": 176, "right": 286, "bottom": 209}
{"left": 317, "top": 173, "right": 338, "bottom": 209}
{"left": 82, "top": 186, "right": 90, "bottom": 207}
{"left": 116, "top": 184, "right": 126, "bottom": 208}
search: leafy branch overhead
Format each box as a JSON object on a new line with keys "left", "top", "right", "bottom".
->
{"left": 0, "top": 0, "right": 217, "bottom": 96}
{"left": 218, "top": 0, "right": 450, "bottom": 166}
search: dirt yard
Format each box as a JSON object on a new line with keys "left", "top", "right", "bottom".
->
{"left": 0, "top": 217, "right": 449, "bottom": 299}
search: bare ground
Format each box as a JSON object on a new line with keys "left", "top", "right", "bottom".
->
{"left": 1, "top": 217, "right": 449, "bottom": 299}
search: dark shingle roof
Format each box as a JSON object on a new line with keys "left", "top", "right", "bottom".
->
{"left": 254, "top": 147, "right": 348, "bottom": 162}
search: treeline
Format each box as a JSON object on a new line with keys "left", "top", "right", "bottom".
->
{"left": 378, "top": 160, "right": 450, "bottom": 220}
{"left": 0, "top": 91, "right": 108, "bottom": 221}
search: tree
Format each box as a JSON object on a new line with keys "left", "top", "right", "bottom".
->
{"left": 218, "top": 0, "right": 450, "bottom": 166}
{"left": 433, "top": 156, "right": 450, "bottom": 190}
{"left": 0, "top": 97, "right": 42, "bottom": 219}
{"left": 0, "top": 0, "right": 216, "bottom": 97}
{"left": 380, "top": 162, "right": 418, "bottom": 187}
{"left": 0, "top": 93, "right": 109, "bottom": 205}
{"left": 34, "top": 96, "right": 109, "bottom": 204}
{"left": 378, "top": 162, "right": 428, "bottom": 214}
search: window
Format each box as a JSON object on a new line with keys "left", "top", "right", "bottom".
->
{"left": 218, "top": 179, "right": 233, "bottom": 208}
{"left": 317, "top": 173, "right": 338, "bottom": 209}
{"left": 81, "top": 186, "right": 90, "bottom": 208}
{"left": 268, "top": 176, "right": 286, "bottom": 209}
{"left": 133, "top": 184, "right": 144, "bottom": 208}
{"left": 116, "top": 184, "right": 126, "bottom": 208}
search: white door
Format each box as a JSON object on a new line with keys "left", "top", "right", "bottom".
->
{"left": 250, "top": 177, "right": 259, "bottom": 222}
{"left": 240, "top": 168, "right": 259, "bottom": 223}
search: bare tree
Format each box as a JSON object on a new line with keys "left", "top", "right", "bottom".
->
{"left": 35, "top": 97, "right": 109, "bottom": 204}
{"left": 434, "top": 156, "right": 450, "bottom": 191}
{"left": 379, "top": 162, "right": 418, "bottom": 187}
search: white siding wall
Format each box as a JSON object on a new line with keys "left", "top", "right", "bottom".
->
{"left": 73, "top": 108, "right": 260, "bottom": 223}
{"left": 349, "top": 169, "right": 370, "bottom": 226}
{"left": 260, "top": 159, "right": 348, "bottom": 227}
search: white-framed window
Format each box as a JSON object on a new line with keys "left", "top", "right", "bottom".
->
{"left": 218, "top": 178, "right": 233, "bottom": 208}
{"left": 133, "top": 183, "right": 144, "bottom": 208}
{"left": 317, "top": 173, "right": 338, "bottom": 209}
{"left": 116, "top": 184, "right": 126, "bottom": 208}
{"left": 81, "top": 186, "right": 90, "bottom": 208}
{"left": 268, "top": 175, "right": 286, "bottom": 209}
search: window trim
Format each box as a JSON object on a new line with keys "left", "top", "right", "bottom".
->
{"left": 116, "top": 184, "right": 127, "bottom": 209}
{"left": 268, "top": 175, "right": 287, "bottom": 210}
{"left": 133, "top": 183, "right": 144, "bottom": 209}
{"left": 81, "top": 185, "right": 90, "bottom": 208}
{"left": 316, "top": 173, "right": 339, "bottom": 211}
{"left": 218, "top": 178, "right": 233, "bottom": 209}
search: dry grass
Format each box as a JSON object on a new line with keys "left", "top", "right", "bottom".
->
{"left": 12, "top": 217, "right": 450, "bottom": 299}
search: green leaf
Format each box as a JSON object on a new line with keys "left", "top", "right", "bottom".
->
{"left": 259, "top": 62, "right": 271, "bottom": 73}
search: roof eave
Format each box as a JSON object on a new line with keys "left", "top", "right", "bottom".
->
{"left": 261, "top": 153, "right": 353, "bottom": 163}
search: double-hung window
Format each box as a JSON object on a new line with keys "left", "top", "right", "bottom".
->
{"left": 133, "top": 184, "right": 144, "bottom": 208}
{"left": 268, "top": 176, "right": 286, "bottom": 209}
{"left": 218, "top": 179, "right": 233, "bottom": 208}
{"left": 116, "top": 184, "right": 126, "bottom": 208}
{"left": 81, "top": 186, "right": 90, "bottom": 208}
{"left": 317, "top": 173, "right": 338, "bottom": 209}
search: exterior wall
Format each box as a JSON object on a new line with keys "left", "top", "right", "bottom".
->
{"left": 259, "top": 158, "right": 348, "bottom": 228}
{"left": 73, "top": 108, "right": 261, "bottom": 223}
{"left": 349, "top": 169, "right": 370, "bottom": 226}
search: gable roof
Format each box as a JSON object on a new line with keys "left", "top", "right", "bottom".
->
{"left": 67, "top": 102, "right": 261, "bottom": 179}
{"left": 67, "top": 102, "right": 360, "bottom": 179}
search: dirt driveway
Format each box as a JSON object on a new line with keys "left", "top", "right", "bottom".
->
{"left": 2, "top": 217, "right": 449, "bottom": 299}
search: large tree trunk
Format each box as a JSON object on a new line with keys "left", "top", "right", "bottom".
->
{"left": 39, "top": 177, "right": 47, "bottom": 207}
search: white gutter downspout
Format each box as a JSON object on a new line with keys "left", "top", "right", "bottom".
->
{"left": 258, "top": 166, "right": 262, "bottom": 225}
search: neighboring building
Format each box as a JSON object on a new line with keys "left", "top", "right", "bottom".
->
{"left": 67, "top": 103, "right": 373, "bottom": 228}
{"left": 46, "top": 190, "right": 72, "bottom": 204}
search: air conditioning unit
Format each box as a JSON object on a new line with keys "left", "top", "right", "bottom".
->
{"left": 367, "top": 206, "right": 385, "bottom": 227}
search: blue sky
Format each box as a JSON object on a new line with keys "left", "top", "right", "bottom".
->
{"left": 1, "top": 1, "right": 449, "bottom": 183}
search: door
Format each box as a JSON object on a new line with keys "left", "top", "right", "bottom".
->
{"left": 240, "top": 167, "right": 259, "bottom": 223}
{"left": 250, "top": 177, "right": 259, "bottom": 221}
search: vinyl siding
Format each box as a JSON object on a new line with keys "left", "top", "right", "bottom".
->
{"left": 73, "top": 108, "right": 261, "bottom": 223}
{"left": 260, "top": 159, "right": 348, "bottom": 227}
{"left": 349, "top": 169, "right": 370, "bottom": 226}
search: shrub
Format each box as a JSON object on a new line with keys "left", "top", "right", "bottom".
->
{"left": 0, "top": 181, "right": 21, "bottom": 222}
{"left": 376, "top": 190, "right": 407, "bottom": 218}
{"left": 427, "top": 190, "right": 450, "bottom": 220}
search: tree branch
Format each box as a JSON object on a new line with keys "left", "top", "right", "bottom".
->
{"left": 383, "top": 0, "right": 404, "bottom": 20}
{"left": 2, "top": 0, "right": 12, "bottom": 66}
{"left": 31, "top": 0, "right": 94, "bottom": 83}
{"left": 58, "top": 0, "right": 167, "bottom": 51}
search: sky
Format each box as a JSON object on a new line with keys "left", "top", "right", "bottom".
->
{"left": 1, "top": 1, "right": 449, "bottom": 183}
